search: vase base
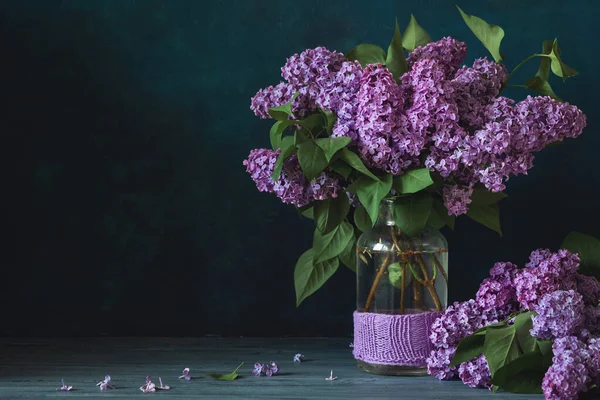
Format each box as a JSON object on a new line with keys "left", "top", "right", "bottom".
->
{"left": 356, "top": 360, "right": 428, "bottom": 376}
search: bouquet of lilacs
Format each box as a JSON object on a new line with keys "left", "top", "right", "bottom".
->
{"left": 243, "top": 8, "right": 586, "bottom": 305}
{"left": 428, "top": 231, "right": 600, "bottom": 399}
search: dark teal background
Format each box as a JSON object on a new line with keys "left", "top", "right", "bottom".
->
{"left": 2, "top": 0, "right": 598, "bottom": 337}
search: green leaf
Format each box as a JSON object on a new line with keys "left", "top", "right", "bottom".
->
{"left": 206, "top": 362, "right": 244, "bottom": 381}
{"left": 268, "top": 92, "right": 299, "bottom": 120}
{"left": 271, "top": 137, "right": 296, "bottom": 181}
{"left": 402, "top": 14, "right": 431, "bottom": 51}
{"left": 538, "top": 39, "right": 578, "bottom": 82}
{"left": 349, "top": 175, "right": 393, "bottom": 225}
{"left": 450, "top": 331, "right": 486, "bottom": 367}
{"left": 316, "top": 137, "right": 352, "bottom": 162}
{"left": 298, "top": 113, "right": 325, "bottom": 135}
{"left": 561, "top": 231, "right": 600, "bottom": 278}
{"left": 536, "top": 40, "right": 553, "bottom": 81}
{"left": 456, "top": 6, "right": 504, "bottom": 62}
{"left": 490, "top": 353, "right": 549, "bottom": 394}
{"left": 484, "top": 324, "right": 521, "bottom": 377}
{"left": 393, "top": 192, "right": 433, "bottom": 237}
{"left": 329, "top": 159, "right": 352, "bottom": 179}
{"left": 269, "top": 120, "right": 297, "bottom": 150}
{"left": 339, "top": 235, "right": 357, "bottom": 272}
{"left": 514, "top": 312, "right": 537, "bottom": 354}
{"left": 296, "top": 140, "right": 329, "bottom": 181}
{"left": 393, "top": 168, "right": 434, "bottom": 194}
{"left": 314, "top": 192, "right": 351, "bottom": 235}
{"left": 470, "top": 186, "right": 508, "bottom": 207}
{"left": 294, "top": 129, "right": 311, "bottom": 146}
{"left": 313, "top": 221, "right": 354, "bottom": 263}
{"left": 321, "top": 110, "right": 338, "bottom": 133}
{"left": 346, "top": 43, "right": 386, "bottom": 67}
{"left": 426, "top": 206, "right": 446, "bottom": 230}
{"left": 467, "top": 203, "right": 502, "bottom": 235}
{"left": 525, "top": 76, "right": 562, "bottom": 102}
{"left": 432, "top": 198, "right": 455, "bottom": 230}
{"left": 338, "top": 148, "right": 380, "bottom": 181}
{"left": 298, "top": 205, "right": 314, "bottom": 220}
{"left": 388, "top": 262, "right": 411, "bottom": 289}
{"left": 385, "top": 18, "right": 409, "bottom": 80}
{"left": 353, "top": 205, "right": 373, "bottom": 232}
{"left": 294, "top": 249, "right": 339, "bottom": 306}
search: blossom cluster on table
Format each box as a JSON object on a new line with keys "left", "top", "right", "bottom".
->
{"left": 427, "top": 249, "right": 600, "bottom": 400}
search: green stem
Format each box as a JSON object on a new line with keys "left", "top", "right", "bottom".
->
{"left": 505, "top": 54, "right": 538, "bottom": 84}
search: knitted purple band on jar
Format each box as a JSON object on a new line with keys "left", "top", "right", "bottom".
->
{"left": 352, "top": 310, "right": 440, "bottom": 366}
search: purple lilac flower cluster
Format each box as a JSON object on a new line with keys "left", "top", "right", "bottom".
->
{"left": 427, "top": 248, "right": 600, "bottom": 399}
{"left": 243, "top": 148, "right": 341, "bottom": 207}
{"left": 252, "top": 361, "right": 279, "bottom": 377}
{"left": 247, "top": 38, "right": 585, "bottom": 214}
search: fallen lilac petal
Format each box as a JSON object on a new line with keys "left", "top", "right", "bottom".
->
{"left": 178, "top": 367, "right": 191, "bottom": 381}
{"left": 264, "top": 367, "right": 273, "bottom": 377}
{"left": 96, "top": 375, "right": 113, "bottom": 390}
{"left": 293, "top": 353, "right": 304, "bottom": 363}
{"left": 56, "top": 378, "right": 73, "bottom": 391}
{"left": 139, "top": 376, "right": 156, "bottom": 394}
{"left": 157, "top": 377, "right": 171, "bottom": 390}
{"left": 326, "top": 370, "right": 337, "bottom": 381}
{"left": 349, "top": 343, "right": 354, "bottom": 348}
{"left": 269, "top": 361, "right": 279, "bottom": 375}
{"left": 252, "top": 362, "right": 263, "bottom": 376}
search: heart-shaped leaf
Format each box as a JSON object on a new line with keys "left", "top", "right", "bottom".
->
{"left": 268, "top": 92, "right": 299, "bottom": 120}
{"left": 393, "top": 168, "right": 434, "bottom": 194}
{"left": 348, "top": 174, "right": 393, "bottom": 225}
{"left": 537, "top": 39, "right": 578, "bottom": 82}
{"left": 457, "top": 6, "right": 504, "bottom": 62}
{"left": 271, "top": 136, "right": 296, "bottom": 181}
{"left": 338, "top": 148, "right": 380, "bottom": 181}
{"left": 296, "top": 140, "right": 329, "bottom": 181}
{"left": 489, "top": 353, "right": 548, "bottom": 394}
{"left": 346, "top": 44, "right": 386, "bottom": 67}
{"left": 269, "top": 120, "right": 297, "bottom": 150}
{"left": 450, "top": 330, "right": 486, "bottom": 367}
{"left": 294, "top": 249, "right": 339, "bottom": 306}
{"left": 314, "top": 192, "right": 351, "bottom": 235}
{"left": 353, "top": 205, "right": 373, "bottom": 232}
{"left": 525, "top": 76, "right": 562, "bottom": 102}
{"left": 402, "top": 14, "right": 431, "bottom": 51}
{"left": 338, "top": 234, "right": 357, "bottom": 272}
{"left": 467, "top": 203, "right": 502, "bottom": 236}
{"left": 316, "top": 137, "right": 352, "bottom": 162}
{"left": 313, "top": 221, "right": 354, "bottom": 263}
{"left": 385, "top": 18, "right": 409, "bottom": 80}
{"left": 393, "top": 192, "right": 433, "bottom": 237}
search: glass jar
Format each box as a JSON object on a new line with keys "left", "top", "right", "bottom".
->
{"left": 353, "top": 197, "right": 448, "bottom": 376}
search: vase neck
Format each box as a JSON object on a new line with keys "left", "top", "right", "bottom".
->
{"left": 375, "top": 198, "right": 396, "bottom": 227}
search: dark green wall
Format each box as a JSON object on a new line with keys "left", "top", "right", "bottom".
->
{"left": 2, "top": 0, "right": 598, "bottom": 337}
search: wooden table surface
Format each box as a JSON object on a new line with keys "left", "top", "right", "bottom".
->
{"left": 0, "top": 337, "right": 543, "bottom": 399}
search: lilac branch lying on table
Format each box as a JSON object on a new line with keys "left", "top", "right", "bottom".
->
{"left": 427, "top": 248, "right": 600, "bottom": 400}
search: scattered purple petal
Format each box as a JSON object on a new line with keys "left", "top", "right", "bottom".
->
{"left": 56, "top": 378, "right": 73, "bottom": 391}
{"left": 293, "top": 353, "right": 304, "bottom": 362}
{"left": 96, "top": 375, "right": 113, "bottom": 390}
{"left": 349, "top": 342, "right": 354, "bottom": 348}
{"left": 269, "top": 361, "right": 279, "bottom": 375}
{"left": 325, "top": 370, "right": 337, "bottom": 381}
{"left": 178, "top": 367, "right": 191, "bottom": 381}
{"left": 139, "top": 376, "right": 156, "bottom": 394}
{"left": 252, "top": 362, "right": 263, "bottom": 377}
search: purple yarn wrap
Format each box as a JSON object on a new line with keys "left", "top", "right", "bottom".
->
{"left": 353, "top": 310, "right": 440, "bottom": 366}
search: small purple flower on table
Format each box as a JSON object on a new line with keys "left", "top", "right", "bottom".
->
{"left": 96, "top": 375, "right": 113, "bottom": 391}
{"left": 56, "top": 378, "right": 73, "bottom": 391}
{"left": 293, "top": 353, "right": 304, "bottom": 363}
{"left": 178, "top": 367, "right": 191, "bottom": 381}
{"left": 139, "top": 376, "right": 156, "bottom": 393}
{"left": 325, "top": 370, "right": 337, "bottom": 381}
{"left": 268, "top": 361, "right": 279, "bottom": 375}
{"left": 252, "top": 362, "right": 263, "bottom": 376}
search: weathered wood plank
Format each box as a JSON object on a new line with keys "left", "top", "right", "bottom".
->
{"left": 0, "top": 338, "right": 542, "bottom": 399}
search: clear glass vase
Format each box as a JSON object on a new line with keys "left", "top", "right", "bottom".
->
{"left": 354, "top": 197, "right": 448, "bottom": 376}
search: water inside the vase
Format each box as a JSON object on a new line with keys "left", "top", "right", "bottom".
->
{"left": 356, "top": 248, "right": 448, "bottom": 314}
